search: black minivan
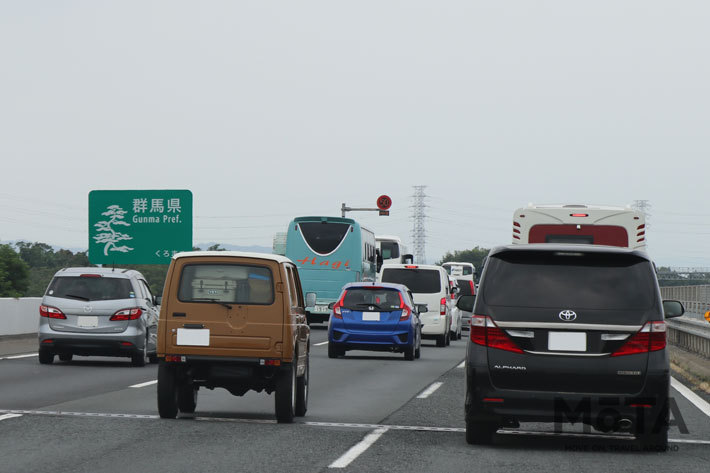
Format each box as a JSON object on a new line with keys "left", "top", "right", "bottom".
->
{"left": 458, "top": 244, "right": 684, "bottom": 449}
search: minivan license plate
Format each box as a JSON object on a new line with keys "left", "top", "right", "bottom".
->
{"left": 78, "top": 316, "right": 98, "bottom": 328}
{"left": 548, "top": 331, "right": 586, "bottom": 352}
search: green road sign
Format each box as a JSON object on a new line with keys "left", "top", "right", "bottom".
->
{"left": 89, "top": 190, "right": 192, "bottom": 265}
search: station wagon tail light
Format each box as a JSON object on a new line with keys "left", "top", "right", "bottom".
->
{"left": 40, "top": 305, "right": 66, "bottom": 319}
{"left": 470, "top": 315, "right": 523, "bottom": 354}
{"left": 397, "top": 292, "right": 411, "bottom": 321}
{"left": 110, "top": 308, "right": 143, "bottom": 321}
{"left": 440, "top": 297, "right": 446, "bottom": 315}
{"left": 611, "top": 321, "right": 666, "bottom": 357}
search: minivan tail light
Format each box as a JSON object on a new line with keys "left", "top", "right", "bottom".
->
{"left": 40, "top": 305, "right": 66, "bottom": 319}
{"left": 469, "top": 280, "right": 475, "bottom": 295}
{"left": 470, "top": 315, "right": 523, "bottom": 354}
{"left": 611, "top": 321, "right": 666, "bottom": 357}
{"left": 110, "top": 308, "right": 143, "bottom": 321}
{"left": 440, "top": 297, "right": 446, "bottom": 315}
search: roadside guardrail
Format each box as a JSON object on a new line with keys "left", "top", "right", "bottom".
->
{"left": 667, "top": 314, "right": 710, "bottom": 359}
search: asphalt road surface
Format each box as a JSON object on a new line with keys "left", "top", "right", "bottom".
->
{"left": 1, "top": 327, "right": 709, "bottom": 473}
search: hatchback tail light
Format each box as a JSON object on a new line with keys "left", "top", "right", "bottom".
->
{"left": 470, "top": 315, "right": 523, "bottom": 354}
{"left": 397, "top": 292, "right": 412, "bottom": 321}
{"left": 331, "top": 293, "right": 346, "bottom": 319}
{"left": 110, "top": 308, "right": 143, "bottom": 321}
{"left": 611, "top": 321, "right": 666, "bottom": 357}
{"left": 40, "top": 305, "right": 66, "bottom": 319}
{"left": 440, "top": 297, "right": 446, "bottom": 315}
{"left": 469, "top": 280, "right": 475, "bottom": 295}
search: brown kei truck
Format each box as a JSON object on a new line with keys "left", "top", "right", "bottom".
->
{"left": 156, "top": 251, "right": 311, "bottom": 423}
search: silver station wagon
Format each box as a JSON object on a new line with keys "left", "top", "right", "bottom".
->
{"left": 38, "top": 267, "right": 160, "bottom": 366}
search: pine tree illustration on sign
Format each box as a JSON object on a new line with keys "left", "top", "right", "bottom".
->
{"left": 93, "top": 205, "right": 134, "bottom": 256}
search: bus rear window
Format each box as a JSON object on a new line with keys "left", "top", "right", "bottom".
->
{"left": 178, "top": 264, "right": 274, "bottom": 305}
{"left": 299, "top": 222, "right": 350, "bottom": 255}
{"left": 381, "top": 269, "right": 441, "bottom": 294}
{"left": 379, "top": 241, "right": 400, "bottom": 259}
{"left": 529, "top": 225, "right": 628, "bottom": 247}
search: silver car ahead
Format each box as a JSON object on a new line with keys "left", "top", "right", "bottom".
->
{"left": 38, "top": 267, "right": 159, "bottom": 366}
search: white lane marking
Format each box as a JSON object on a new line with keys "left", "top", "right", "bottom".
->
{"left": 329, "top": 427, "right": 389, "bottom": 469}
{"left": 130, "top": 380, "right": 158, "bottom": 388}
{"left": 671, "top": 377, "right": 710, "bottom": 418}
{"left": 0, "top": 353, "right": 38, "bottom": 360}
{"left": 0, "top": 414, "right": 23, "bottom": 421}
{"left": 314, "top": 341, "right": 329, "bottom": 346}
{"left": 416, "top": 381, "right": 443, "bottom": 399}
{"left": 0, "top": 409, "right": 709, "bottom": 445}
{"left": 457, "top": 360, "right": 465, "bottom": 369}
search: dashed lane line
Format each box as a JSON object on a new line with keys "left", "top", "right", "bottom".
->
{"left": 0, "top": 414, "right": 23, "bottom": 421}
{"left": 329, "top": 427, "right": 389, "bottom": 469}
{"left": 314, "top": 341, "right": 329, "bottom": 346}
{"left": 0, "top": 353, "right": 38, "bottom": 360}
{"left": 457, "top": 360, "right": 465, "bottom": 369}
{"left": 416, "top": 381, "right": 443, "bottom": 399}
{"left": 130, "top": 380, "right": 158, "bottom": 388}
{"left": 0, "top": 409, "right": 708, "bottom": 445}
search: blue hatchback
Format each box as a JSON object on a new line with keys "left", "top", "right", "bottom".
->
{"left": 327, "top": 282, "right": 422, "bottom": 360}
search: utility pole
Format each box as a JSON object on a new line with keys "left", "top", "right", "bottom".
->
{"left": 411, "top": 186, "right": 428, "bottom": 264}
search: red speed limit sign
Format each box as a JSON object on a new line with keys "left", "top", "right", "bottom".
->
{"left": 377, "top": 195, "right": 392, "bottom": 211}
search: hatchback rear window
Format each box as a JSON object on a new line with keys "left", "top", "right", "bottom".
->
{"left": 46, "top": 276, "right": 134, "bottom": 301}
{"left": 298, "top": 222, "right": 350, "bottom": 255}
{"left": 381, "top": 269, "right": 441, "bottom": 294}
{"left": 178, "top": 264, "right": 274, "bottom": 305}
{"left": 342, "top": 288, "right": 402, "bottom": 311}
{"left": 483, "top": 251, "right": 655, "bottom": 310}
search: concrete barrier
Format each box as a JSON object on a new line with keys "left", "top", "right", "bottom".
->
{"left": 0, "top": 298, "right": 41, "bottom": 336}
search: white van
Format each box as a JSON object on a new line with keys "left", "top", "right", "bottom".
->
{"left": 380, "top": 264, "right": 452, "bottom": 347}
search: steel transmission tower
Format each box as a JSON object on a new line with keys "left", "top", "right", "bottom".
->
{"left": 411, "top": 185, "right": 428, "bottom": 264}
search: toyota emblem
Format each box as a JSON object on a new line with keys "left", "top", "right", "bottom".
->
{"left": 559, "top": 310, "right": 577, "bottom": 322}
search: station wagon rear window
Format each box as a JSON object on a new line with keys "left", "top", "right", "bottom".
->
{"left": 178, "top": 264, "right": 274, "bottom": 305}
{"left": 342, "top": 288, "right": 402, "bottom": 311}
{"left": 483, "top": 251, "right": 655, "bottom": 310}
{"left": 46, "top": 276, "right": 134, "bottom": 301}
{"left": 381, "top": 269, "right": 441, "bottom": 294}
{"left": 298, "top": 222, "right": 350, "bottom": 255}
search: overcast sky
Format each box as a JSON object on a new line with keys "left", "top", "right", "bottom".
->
{"left": 1, "top": 1, "right": 708, "bottom": 267}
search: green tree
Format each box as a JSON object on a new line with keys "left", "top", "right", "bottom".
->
{"left": 0, "top": 244, "right": 30, "bottom": 297}
{"left": 437, "top": 246, "right": 490, "bottom": 281}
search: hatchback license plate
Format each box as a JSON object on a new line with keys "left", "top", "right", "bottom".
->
{"left": 362, "top": 312, "right": 380, "bottom": 321}
{"left": 548, "top": 331, "right": 586, "bottom": 352}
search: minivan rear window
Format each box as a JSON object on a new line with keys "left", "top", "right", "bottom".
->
{"left": 483, "top": 251, "right": 655, "bottom": 310}
{"left": 178, "top": 264, "right": 274, "bottom": 305}
{"left": 46, "top": 276, "right": 134, "bottom": 301}
{"left": 342, "top": 288, "right": 402, "bottom": 311}
{"left": 381, "top": 269, "right": 441, "bottom": 294}
{"left": 299, "top": 222, "right": 350, "bottom": 255}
